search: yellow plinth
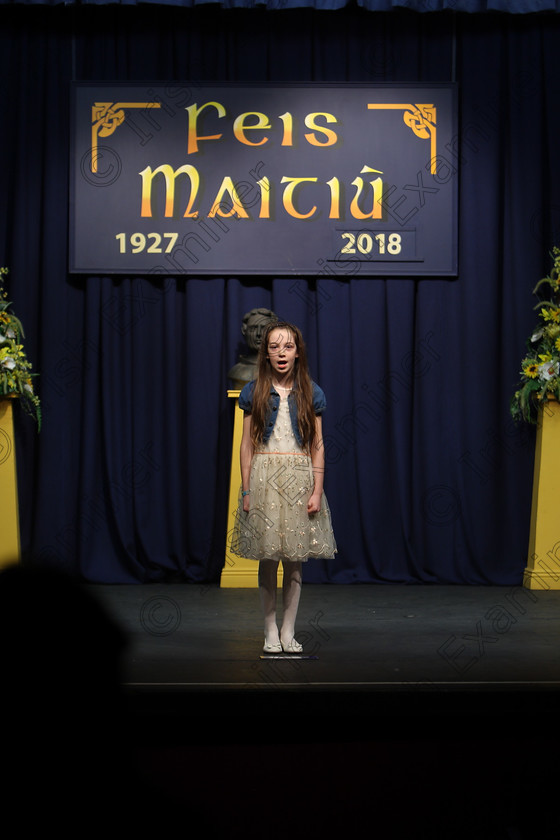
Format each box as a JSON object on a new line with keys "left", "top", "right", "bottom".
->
{"left": 0, "top": 397, "right": 21, "bottom": 568}
{"left": 524, "top": 400, "right": 560, "bottom": 589}
{"left": 222, "top": 390, "right": 282, "bottom": 588}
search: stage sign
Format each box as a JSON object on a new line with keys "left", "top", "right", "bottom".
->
{"left": 70, "top": 83, "right": 458, "bottom": 277}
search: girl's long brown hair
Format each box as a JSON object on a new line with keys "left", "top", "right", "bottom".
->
{"left": 250, "top": 321, "right": 316, "bottom": 451}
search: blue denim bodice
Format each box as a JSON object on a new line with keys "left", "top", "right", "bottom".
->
{"left": 238, "top": 380, "right": 326, "bottom": 447}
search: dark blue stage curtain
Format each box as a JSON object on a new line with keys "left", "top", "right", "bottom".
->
{"left": 2, "top": 0, "right": 560, "bottom": 12}
{"left": 1, "top": 5, "right": 559, "bottom": 584}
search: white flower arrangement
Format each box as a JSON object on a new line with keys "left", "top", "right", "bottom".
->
{"left": 511, "top": 247, "right": 560, "bottom": 424}
{"left": 0, "top": 267, "right": 41, "bottom": 429}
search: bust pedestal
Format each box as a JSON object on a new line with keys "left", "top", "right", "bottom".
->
{"left": 221, "top": 390, "right": 282, "bottom": 587}
{"left": 524, "top": 400, "right": 560, "bottom": 589}
{"left": 0, "top": 397, "right": 21, "bottom": 568}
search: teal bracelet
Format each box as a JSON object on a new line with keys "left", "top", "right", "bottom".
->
{"left": 242, "top": 490, "right": 250, "bottom": 497}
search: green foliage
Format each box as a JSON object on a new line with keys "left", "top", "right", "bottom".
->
{"left": 0, "top": 267, "right": 41, "bottom": 430}
{"left": 511, "top": 247, "right": 560, "bottom": 424}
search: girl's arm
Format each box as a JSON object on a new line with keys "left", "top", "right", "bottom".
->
{"left": 308, "top": 415, "right": 325, "bottom": 514}
{"left": 240, "top": 413, "right": 254, "bottom": 513}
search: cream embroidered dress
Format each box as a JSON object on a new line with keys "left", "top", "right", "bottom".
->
{"left": 233, "top": 393, "right": 337, "bottom": 562}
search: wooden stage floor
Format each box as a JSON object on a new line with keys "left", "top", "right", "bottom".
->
{"left": 88, "top": 582, "right": 560, "bottom": 839}
{"left": 6, "top": 578, "right": 560, "bottom": 837}
{"left": 91, "top": 581, "right": 560, "bottom": 725}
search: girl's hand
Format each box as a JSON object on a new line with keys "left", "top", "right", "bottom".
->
{"left": 243, "top": 493, "right": 250, "bottom": 513}
{"left": 307, "top": 491, "right": 322, "bottom": 515}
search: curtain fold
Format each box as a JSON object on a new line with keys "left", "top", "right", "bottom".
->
{"left": 1, "top": 0, "right": 559, "bottom": 12}
{"left": 1, "top": 5, "right": 558, "bottom": 583}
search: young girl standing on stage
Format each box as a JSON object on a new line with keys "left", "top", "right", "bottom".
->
{"left": 233, "top": 321, "right": 336, "bottom": 653}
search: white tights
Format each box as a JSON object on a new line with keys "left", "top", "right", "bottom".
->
{"left": 258, "top": 559, "right": 302, "bottom": 646}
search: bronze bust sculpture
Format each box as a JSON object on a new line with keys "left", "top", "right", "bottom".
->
{"left": 228, "top": 307, "right": 278, "bottom": 388}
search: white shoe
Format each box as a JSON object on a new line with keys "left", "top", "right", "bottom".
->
{"left": 281, "top": 638, "right": 303, "bottom": 654}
